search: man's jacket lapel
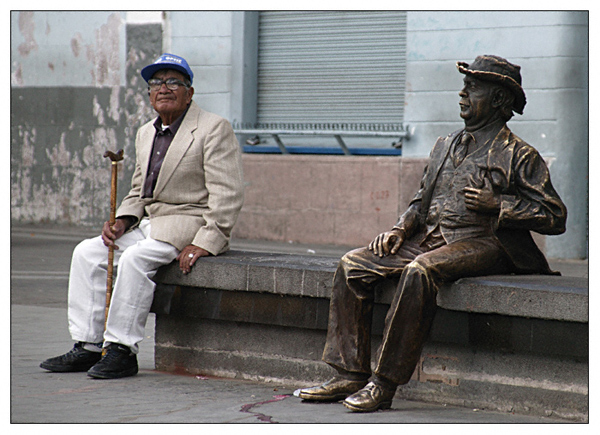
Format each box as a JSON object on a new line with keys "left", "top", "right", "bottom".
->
{"left": 138, "top": 126, "right": 156, "bottom": 194}
{"left": 152, "top": 102, "right": 200, "bottom": 197}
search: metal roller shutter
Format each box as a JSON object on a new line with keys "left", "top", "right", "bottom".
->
{"left": 257, "top": 11, "right": 407, "bottom": 125}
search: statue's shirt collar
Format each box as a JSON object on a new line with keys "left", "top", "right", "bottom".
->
{"left": 464, "top": 119, "right": 505, "bottom": 149}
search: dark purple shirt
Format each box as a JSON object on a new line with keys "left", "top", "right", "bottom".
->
{"left": 142, "top": 108, "right": 188, "bottom": 198}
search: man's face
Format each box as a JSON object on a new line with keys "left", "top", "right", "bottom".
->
{"left": 148, "top": 69, "right": 193, "bottom": 122}
{"left": 458, "top": 76, "right": 497, "bottom": 129}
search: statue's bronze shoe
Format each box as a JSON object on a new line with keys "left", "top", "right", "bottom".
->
{"left": 298, "top": 377, "right": 368, "bottom": 401}
{"left": 342, "top": 381, "right": 395, "bottom": 412}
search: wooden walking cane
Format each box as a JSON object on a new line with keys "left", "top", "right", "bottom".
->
{"left": 103, "top": 149, "right": 124, "bottom": 353}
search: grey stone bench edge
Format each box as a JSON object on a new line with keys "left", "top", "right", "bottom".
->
{"left": 153, "top": 249, "right": 588, "bottom": 323}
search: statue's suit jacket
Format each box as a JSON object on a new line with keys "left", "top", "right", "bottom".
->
{"left": 396, "top": 125, "right": 567, "bottom": 274}
{"left": 116, "top": 101, "right": 244, "bottom": 255}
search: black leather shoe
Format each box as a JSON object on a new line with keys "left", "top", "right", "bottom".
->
{"left": 40, "top": 342, "right": 102, "bottom": 372}
{"left": 87, "top": 343, "right": 138, "bottom": 379}
{"left": 343, "top": 381, "right": 396, "bottom": 412}
{"left": 298, "top": 377, "right": 368, "bottom": 402}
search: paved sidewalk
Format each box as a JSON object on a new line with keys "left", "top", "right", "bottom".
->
{"left": 10, "top": 224, "right": 587, "bottom": 424}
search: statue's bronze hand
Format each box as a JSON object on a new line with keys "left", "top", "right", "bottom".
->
{"left": 368, "top": 228, "right": 406, "bottom": 257}
{"left": 464, "top": 176, "right": 500, "bottom": 213}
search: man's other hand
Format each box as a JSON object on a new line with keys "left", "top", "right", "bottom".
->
{"left": 177, "top": 245, "right": 210, "bottom": 274}
{"left": 101, "top": 218, "right": 129, "bottom": 250}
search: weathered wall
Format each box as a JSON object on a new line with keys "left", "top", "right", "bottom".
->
{"left": 11, "top": 12, "right": 161, "bottom": 226}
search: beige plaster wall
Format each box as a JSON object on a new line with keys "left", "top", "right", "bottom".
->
{"left": 233, "top": 154, "right": 427, "bottom": 247}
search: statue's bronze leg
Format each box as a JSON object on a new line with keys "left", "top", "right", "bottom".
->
{"left": 374, "top": 237, "right": 511, "bottom": 384}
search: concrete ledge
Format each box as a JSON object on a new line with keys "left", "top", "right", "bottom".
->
{"left": 155, "top": 250, "right": 337, "bottom": 299}
{"left": 151, "top": 249, "right": 589, "bottom": 421}
{"left": 153, "top": 250, "right": 588, "bottom": 322}
{"left": 437, "top": 275, "right": 588, "bottom": 322}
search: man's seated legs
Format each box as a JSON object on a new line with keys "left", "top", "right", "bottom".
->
{"left": 299, "top": 242, "right": 422, "bottom": 401}
{"left": 343, "top": 236, "right": 512, "bottom": 411}
{"left": 102, "top": 233, "right": 179, "bottom": 353}
{"left": 41, "top": 220, "right": 178, "bottom": 378}
{"left": 88, "top": 228, "right": 178, "bottom": 378}
{"left": 41, "top": 227, "right": 146, "bottom": 373}
{"left": 66, "top": 228, "right": 146, "bottom": 346}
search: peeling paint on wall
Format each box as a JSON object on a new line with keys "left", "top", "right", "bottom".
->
{"left": 86, "top": 13, "right": 122, "bottom": 87}
{"left": 18, "top": 11, "right": 38, "bottom": 57}
{"left": 71, "top": 32, "right": 83, "bottom": 57}
{"left": 11, "top": 13, "right": 162, "bottom": 227}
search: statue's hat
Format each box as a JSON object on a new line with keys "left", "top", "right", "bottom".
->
{"left": 457, "top": 55, "right": 526, "bottom": 114}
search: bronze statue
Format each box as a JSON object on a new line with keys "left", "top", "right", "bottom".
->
{"left": 298, "top": 55, "right": 567, "bottom": 412}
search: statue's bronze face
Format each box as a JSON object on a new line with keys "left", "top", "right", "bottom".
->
{"left": 458, "top": 76, "right": 498, "bottom": 130}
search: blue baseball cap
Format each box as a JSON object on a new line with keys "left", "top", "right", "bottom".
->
{"left": 141, "top": 53, "right": 194, "bottom": 85}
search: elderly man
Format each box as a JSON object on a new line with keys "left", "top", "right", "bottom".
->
{"left": 40, "top": 53, "right": 244, "bottom": 379}
{"left": 298, "top": 55, "right": 567, "bottom": 412}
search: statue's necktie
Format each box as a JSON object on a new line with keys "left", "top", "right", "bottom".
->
{"left": 453, "top": 132, "right": 474, "bottom": 167}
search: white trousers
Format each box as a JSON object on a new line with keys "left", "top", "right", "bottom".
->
{"left": 67, "top": 219, "right": 179, "bottom": 353}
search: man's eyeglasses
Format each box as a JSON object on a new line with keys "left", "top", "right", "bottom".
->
{"left": 147, "top": 78, "right": 189, "bottom": 92}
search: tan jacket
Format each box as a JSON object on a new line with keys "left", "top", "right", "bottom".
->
{"left": 116, "top": 101, "right": 244, "bottom": 254}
